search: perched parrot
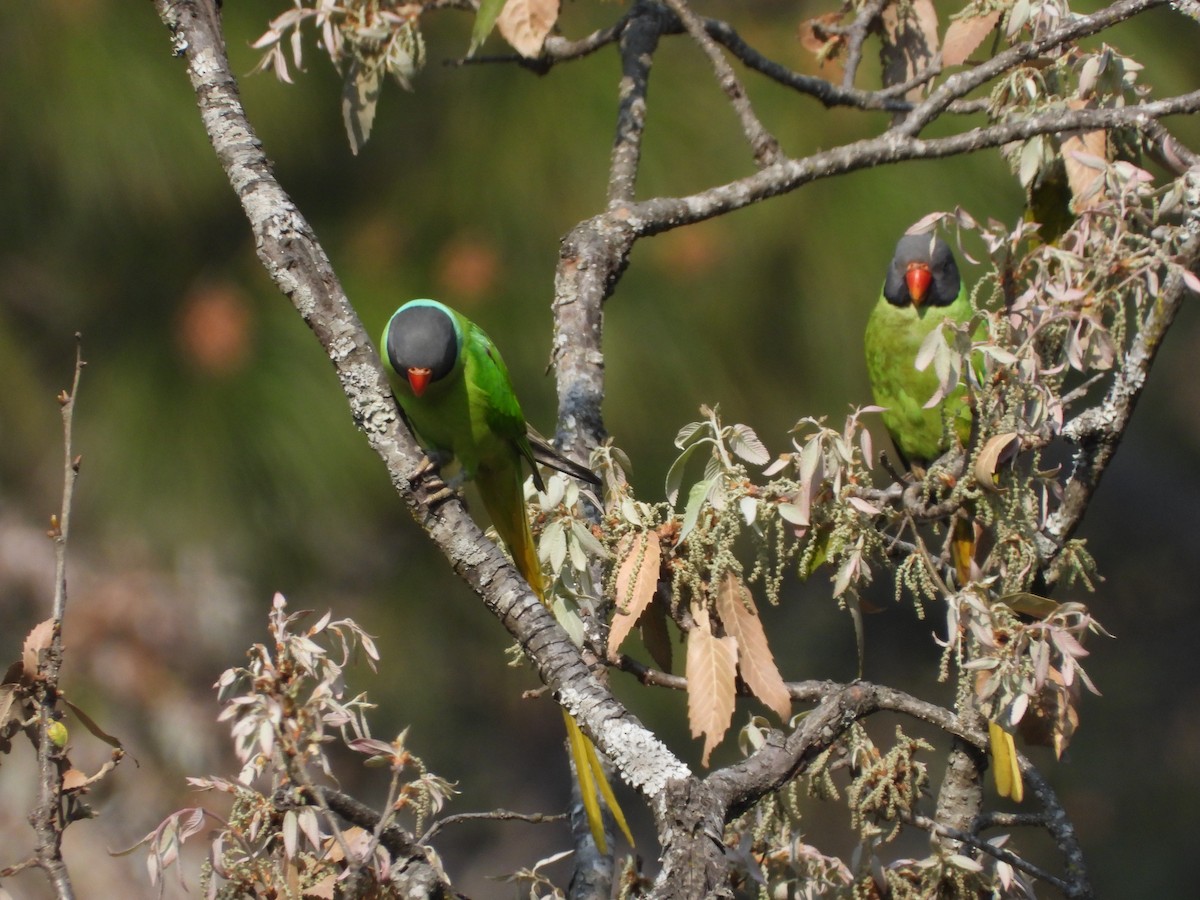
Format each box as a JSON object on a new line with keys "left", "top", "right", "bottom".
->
{"left": 864, "top": 234, "right": 1022, "bottom": 802}
{"left": 382, "top": 298, "right": 633, "bottom": 851}
{"left": 864, "top": 232, "right": 973, "bottom": 469}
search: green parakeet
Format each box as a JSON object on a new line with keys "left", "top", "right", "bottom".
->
{"left": 382, "top": 298, "right": 633, "bottom": 851}
{"left": 864, "top": 237, "right": 1022, "bottom": 801}
{"left": 865, "top": 233, "right": 973, "bottom": 468}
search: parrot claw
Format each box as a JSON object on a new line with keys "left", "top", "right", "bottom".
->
{"left": 426, "top": 486, "right": 458, "bottom": 509}
{"left": 410, "top": 456, "right": 460, "bottom": 510}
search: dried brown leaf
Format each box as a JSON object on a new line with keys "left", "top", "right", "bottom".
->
{"left": 22, "top": 619, "right": 55, "bottom": 679}
{"left": 1018, "top": 668, "right": 1080, "bottom": 759}
{"left": 1062, "top": 100, "right": 1109, "bottom": 211}
{"left": 974, "top": 432, "right": 1020, "bottom": 492}
{"left": 797, "top": 12, "right": 847, "bottom": 61}
{"left": 686, "top": 605, "right": 738, "bottom": 767}
{"left": 880, "top": 0, "right": 940, "bottom": 98}
{"left": 304, "top": 874, "right": 338, "bottom": 899}
{"left": 942, "top": 11, "right": 1001, "bottom": 67}
{"left": 61, "top": 768, "right": 89, "bottom": 792}
{"left": 0, "top": 684, "right": 19, "bottom": 731}
{"left": 714, "top": 573, "right": 791, "bottom": 721}
{"left": 607, "top": 531, "right": 662, "bottom": 661}
{"left": 496, "top": 0, "right": 559, "bottom": 59}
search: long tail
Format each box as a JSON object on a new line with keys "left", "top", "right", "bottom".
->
{"left": 477, "top": 462, "right": 633, "bottom": 853}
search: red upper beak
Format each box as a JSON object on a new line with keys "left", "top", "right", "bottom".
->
{"left": 406, "top": 367, "right": 432, "bottom": 397}
{"left": 905, "top": 262, "right": 932, "bottom": 307}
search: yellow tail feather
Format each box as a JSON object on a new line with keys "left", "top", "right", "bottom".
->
{"left": 564, "top": 710, "right": 607, "bottom": 853}
{"left": 989, "top": 720, "right": 1024, "bottom": 803}
{"left": 478, "top": 462, "right": 633, "bottom": 851}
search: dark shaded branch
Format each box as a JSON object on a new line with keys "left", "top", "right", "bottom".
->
{"left": 279, "top": 786, "right": 456, "bottom": 898}
{"left": 901, "top": 811, "right": 1073, "bottom": 894}
{"left": 421, "top": 808, "right": 565, "bottom": 843}
{"left": 613, "top": 662, "right": 1092, "bottom": 895}
{"left": 282, "top": 785, "right": 419, "bottom": 858}
{"left": 662, "top": 0, "right": 780, "bottom": 167}
{"left": 1039, "top": 226, "right": 1200, "bottom": 584}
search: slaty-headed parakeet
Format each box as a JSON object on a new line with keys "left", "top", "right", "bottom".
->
{"left": 382, "top": 298, "right": 633, "bottom": 850}
{"left": 865, "top": 232, "right": 973, "bottom": 468}
{"left": 864, "top": 236, "right": 1021, "bottom": 801}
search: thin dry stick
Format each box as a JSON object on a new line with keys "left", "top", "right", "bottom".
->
{"left": 662, "top": 0, "right": 780, "bottom": 167}
{"left": 30, "top": 336, "right": 86, "bottom": 900}
{"left": 841, "top": 0, "right": 888, "bottom": 89}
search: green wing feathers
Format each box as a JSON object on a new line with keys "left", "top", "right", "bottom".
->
{"left": 865, "top": 292, "right": 974, "bottom": 465}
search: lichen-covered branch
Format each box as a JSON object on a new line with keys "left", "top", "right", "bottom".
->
{"left": 153, "top": 0, "right": 684, "bottom": 826}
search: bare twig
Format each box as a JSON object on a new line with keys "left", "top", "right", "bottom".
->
{"left": 421, "top": 808, "right": 566, "bottom": 843}
{"left": 900, "top": 811, "right": 1074, "bottom": 895}
{"left": 662, "top": 0, "right": 780, "bottom": 167}
{"left": 841, "top": 0, "right": 888, "bottom": 89}
{"left": 27, "top": 337, "right": 86, "bottom": 900}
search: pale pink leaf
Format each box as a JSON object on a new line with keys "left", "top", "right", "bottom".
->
{"left": 496, "top": 0, "right": 559, "bottom": 59}
{"left": 942, "top": 11, "right": 1002, "bottom": 67}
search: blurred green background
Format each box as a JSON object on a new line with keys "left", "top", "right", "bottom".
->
{"left": 1, "top": 1, "right": 1198, "bottom": 896}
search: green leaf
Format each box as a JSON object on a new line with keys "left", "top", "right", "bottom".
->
{"left": 470, "top": 0, "right": 510, "bottom": 56}
{"left": 551, "top": 595, "right": 586, "bottom": 646}
{"left": 999, "top": 591, "right": 1059, "bottom": 619}
{"left": 571, "top": 520, "right": 610, "bottom": 560}
{"left": 539, "top": 519, "right": 567, "bottom": 572}
{"left": 341, "top": 56, "right": 384, "bottom": 156}
{"left": 665, "top": 440, "right": 703, "bottom": 506}
{"left": 801, "top": 527, "right": 830, "bottom": 579}
{"left": 729, "top": 424, "right": 769, "bottom": 465}
{"left": 677, "top": 478, "right": 712, "bottom": 546}
{"left": 674, "top": 419, "right": 710, "bottom": 449}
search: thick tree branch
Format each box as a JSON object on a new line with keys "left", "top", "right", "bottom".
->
{"left": 154, "top": 0, "right": 686, "bottom": 834}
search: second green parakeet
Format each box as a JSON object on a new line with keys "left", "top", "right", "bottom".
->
{"left": 865, "top": 233, "right": 973, "bottom": 468}
{"left": 864, "top": 237, "right": 1022, "bottom": 801}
